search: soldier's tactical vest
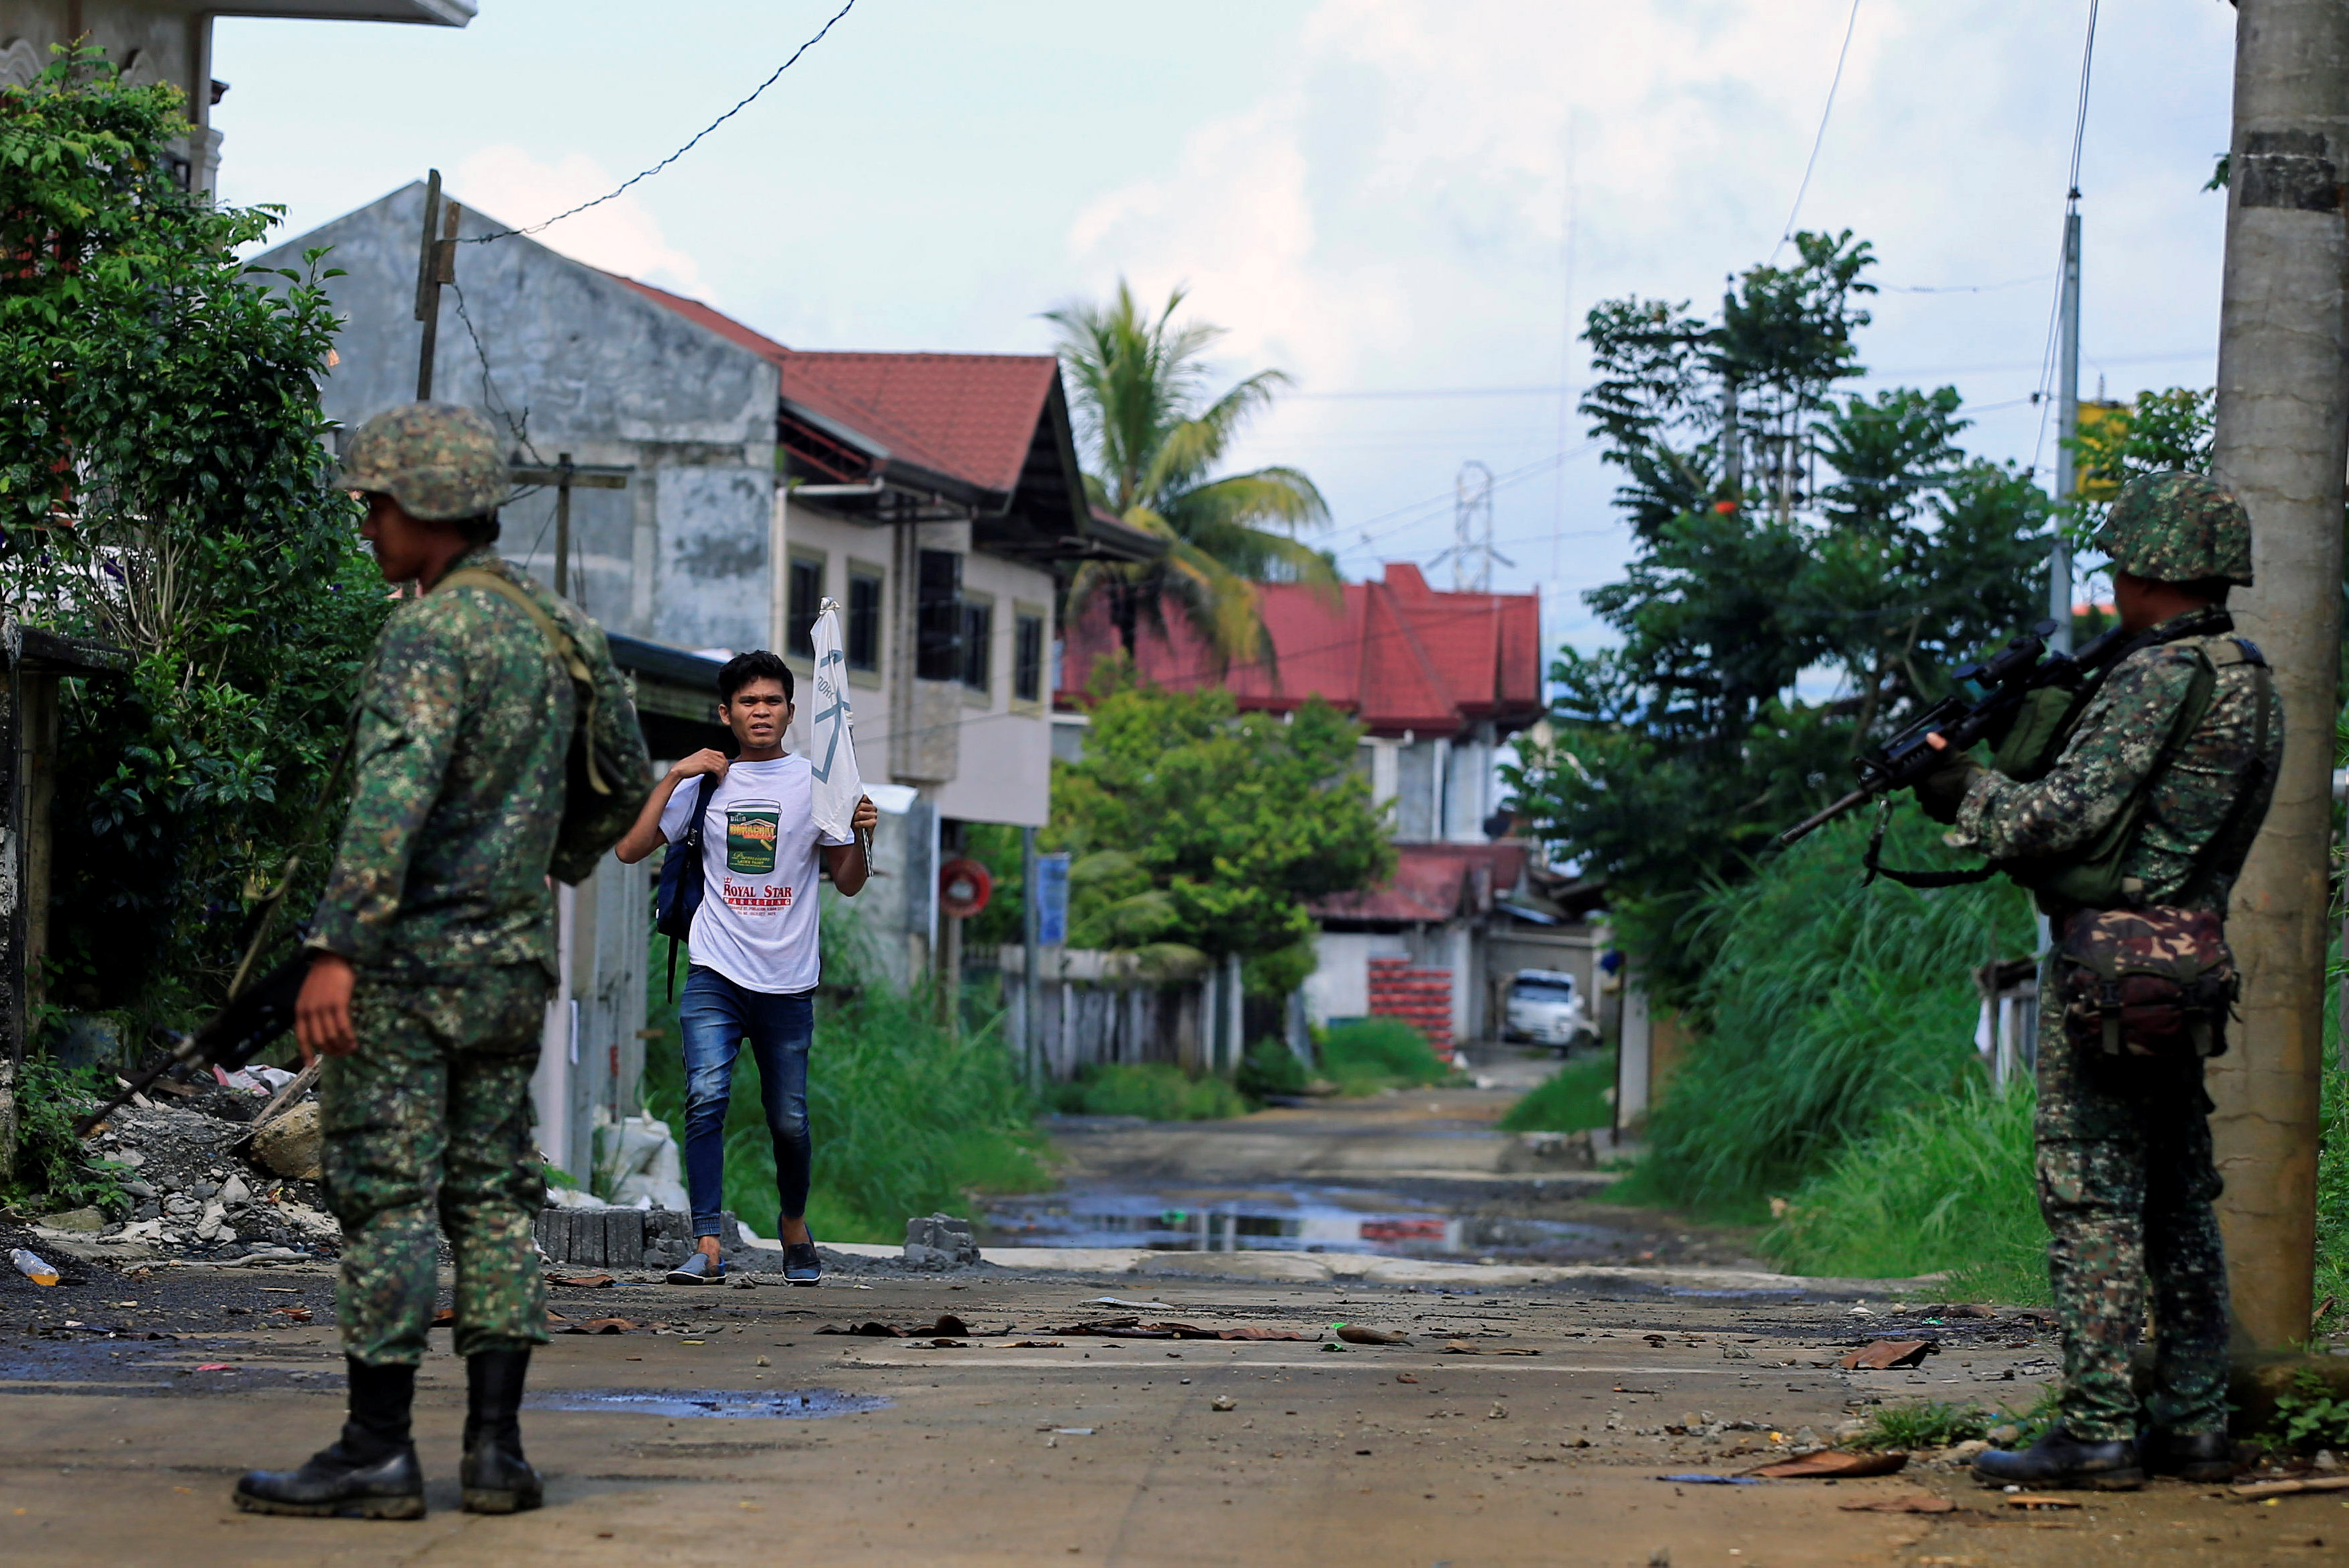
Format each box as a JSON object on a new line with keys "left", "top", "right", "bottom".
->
{"left": 1992, "top": 633, "right": 2269, "bottom": 913}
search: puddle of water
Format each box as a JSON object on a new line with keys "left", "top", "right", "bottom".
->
{"left": 981, "top": 1185, "right": 1629, "bottom": 1262}
{"left": 525, "top": 1388, "right": 888, "bottom": 1420}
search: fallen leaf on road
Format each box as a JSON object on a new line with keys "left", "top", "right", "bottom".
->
{"left": 1050, "top": 1316, "right": 1309, "bottom": 1342}
{"left": 549, "top": 1273, "right": 616, "bottom": 1288}
{"left": 2003, "top": 1494, "right": 2081, "bottom": 1511}
{"left": 1001, "top": 1341, "right": 1065, "bottom": 1349}
{"left": 554, "top": 1318, "right": 642, "bottom": 1335}
{"left": 1839, "top": 1339, "right": 1938, "bottom": 1370}
{"left": 2230, "top": 1475, "right": 2349, "bottom": 1500}
{"left": 1444, "top": 1342, "right": 1540, "bottom": 1356}
{"left": 928, "top": 1339, "right": 968, "bottom": 1348}
{"left": 817, "top": 1315, "right": 972, "bottom": 1339}
{"left": 1396, "top": 1373, "right": 1419, "bottom": 1384}
{"left": 273, "top": 1307, "right": 311, "bottom": 1322}
{"left": 1747, "top": 1451, "right": 1907, "bottom": 1479}
{"left": 1334, "top": 1324, "right": 1411, "bottom": 1345}
{"left": 1839, "top": 1494, "right": 1956, "bottom": 1514}
{"left": 1655, "top": 1473, "right": 1765, "bottom": 1485}
{"left": 194, "top": 1363, "right": 233, "bottom": 1372}
{"left": 432, "top": 1308, "right": 454, "bottom": 1326}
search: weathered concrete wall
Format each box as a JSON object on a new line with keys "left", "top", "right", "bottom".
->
{"left": 251, "top": 182, "right": 780, "bottom": 651}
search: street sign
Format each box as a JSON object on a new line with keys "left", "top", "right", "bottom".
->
{"left": 1034, "top": 852, "right": 1070, "bottom": 947}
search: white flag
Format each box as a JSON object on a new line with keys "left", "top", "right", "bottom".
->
{"left": 805, "top": 598, "right": 866, "bottom": 844}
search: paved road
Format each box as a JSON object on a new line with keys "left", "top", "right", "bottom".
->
{"left": 0, "top": 1080, "right": 2311, "bottom": 1563}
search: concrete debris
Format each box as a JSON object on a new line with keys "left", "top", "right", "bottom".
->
{"left": 247, "top": 1101, "right": 323, "bottom": 1181}
{"left": 56, "top": 1100, "right": 340, "bottom": 1262}
{"left": 904, "top": 1212, "right": 981, "bottom": 1267}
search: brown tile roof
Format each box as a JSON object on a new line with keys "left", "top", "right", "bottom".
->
{"left": 1310, "top": 843, "right": 1530, "bottom": 925}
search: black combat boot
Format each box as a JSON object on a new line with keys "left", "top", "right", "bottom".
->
{"left": 1972, "top": 1426, "right": 2143, "bottom": 1491}
{"left": 234, "top": 1359, "right": 426, "bottom": 1519}
{"left": 460, "top": 1347, "right": 544, "bottom": 1514}
{"left": 2142, "top": 1428, "right": 2236, "bottom": 1482}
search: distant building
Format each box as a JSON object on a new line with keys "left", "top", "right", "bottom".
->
{"left": 252, "top": 181, "right": 1158, "bottom": 1173}
{"left": 0, "top": 1, "right": 474, "bottom": 191}
{"left": 1058, "top": 562, "right": 1554, "bottom": 1048}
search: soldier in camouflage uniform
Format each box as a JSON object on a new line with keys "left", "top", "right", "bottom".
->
{"left": 1912, "top": 472, "right": 2281, "bottom": 1490}
{"left": 236, "top": 403, "right": 615, "bottom": 1520}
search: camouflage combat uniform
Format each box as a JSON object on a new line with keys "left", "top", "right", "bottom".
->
{"left": 1948, "top": 475, "right": 2281, "bottom": 1444}
{"left": 308, "top": 529, "right": 583, "bottom": 1365}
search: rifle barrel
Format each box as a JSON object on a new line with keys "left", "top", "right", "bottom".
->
{"left": 1775, "top": 786, "right": 1875, "bottom": 849}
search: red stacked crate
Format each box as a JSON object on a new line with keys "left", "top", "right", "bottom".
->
{"left": 1366, "top": 956, "right": 1454, "bottom": 1061}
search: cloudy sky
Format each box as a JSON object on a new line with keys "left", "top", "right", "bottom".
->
{"left": 211, "top": 0, "right": 2238, "bottom": 651}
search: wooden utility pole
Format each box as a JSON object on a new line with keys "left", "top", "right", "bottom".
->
{"left": 413, "top": 170, "right": 460, "bottom": 401}
{"left": 2207, "top": 0, "right": 2349, "bottom": 1351}
{"left": 509, "top": 455, "right": 628, "bottom": 602}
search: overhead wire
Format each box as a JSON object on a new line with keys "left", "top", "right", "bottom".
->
{"left": 460, "top": 1, "right": 860, "bottom": 246}
{"left": 2028, "top": 0, "right": 2102, "bottom": 476}
{"left": 1770, "top": 0, "right": 1864, "bottom": 264}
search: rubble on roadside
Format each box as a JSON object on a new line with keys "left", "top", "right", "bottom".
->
{"left": 53, "top": 1082, "right": 341, "bottom": 1262}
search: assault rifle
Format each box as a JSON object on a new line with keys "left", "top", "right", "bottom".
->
{"left": 72, "top": 952, "right": 314, "bottom": 1136}
{"left": 1772, "top": 618, "right": 2135, "bottom": 850}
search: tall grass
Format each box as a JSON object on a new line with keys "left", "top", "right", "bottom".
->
{"left": 1620, "top": 811, "right": 2036, "bottom": 1219}
{"left": 1321, "top": 1016, "right": 1451, "bottom": 1094}
{"left": 1761, "top": 1082, "right": 2050, "bottom": 1302}
{"left": 1498, "top": 1051, "right": 1617, "bottom": 1134}
{"left": 640, "top": 905, "right": 1047, "bottom": 1243}
{"left": 1047, "top": 1062, "right": 1248, "bottom": 1121}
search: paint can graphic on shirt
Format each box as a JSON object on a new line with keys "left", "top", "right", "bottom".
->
{"left": 725, "top": 802, "right": 781, "bottom": 875}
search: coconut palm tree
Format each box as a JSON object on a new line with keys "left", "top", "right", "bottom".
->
{"left": 1046, "top": 281, "right": 1337, "bottom": 668}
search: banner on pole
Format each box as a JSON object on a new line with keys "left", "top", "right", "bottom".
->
{"left": 1034, "top": 852, "right": 1070, "bottom": 947}
{"left": 806, "top": 597, "right": 866, "bottom": 845}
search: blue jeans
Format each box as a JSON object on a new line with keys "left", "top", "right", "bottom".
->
{"left": 677, "top": 965, "right": 813, "bottom": 1239}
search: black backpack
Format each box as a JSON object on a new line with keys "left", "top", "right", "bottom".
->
{"left": 654, "top": 773, "right": 719, "bottom": 998}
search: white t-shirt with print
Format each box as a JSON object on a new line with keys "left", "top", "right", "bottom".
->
{"left": 658, "top": 754, "right": 850, "bottom": 995}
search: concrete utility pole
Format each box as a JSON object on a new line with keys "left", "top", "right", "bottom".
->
{"left": 2048, "top": 207, "right": 2081, "bottom": 656}
{"left": 2207, "top": 0, "right": 2349, "bottom": 1352}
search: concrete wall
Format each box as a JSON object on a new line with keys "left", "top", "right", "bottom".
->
{"left": 250, "top": 182, "right": 780, "bottom": 654}
{"left": 1303, "top": 929, "right": 1409, "bottom": 1025}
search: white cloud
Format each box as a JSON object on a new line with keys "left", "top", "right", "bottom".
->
{"left": 452, "top": 146, "right": 710, "bottom": 298}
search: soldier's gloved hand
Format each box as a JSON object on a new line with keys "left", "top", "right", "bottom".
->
{"left": 1910, "top": 749, "right": 1982, "bottom": 825}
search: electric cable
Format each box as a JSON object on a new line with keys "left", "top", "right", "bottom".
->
{"left": 1770, "top": 0, "right": 1863, "bottom": 264}
{"left": 460, "top": 1, "right": 859, "bottom": 245}
{"left": 2028, "top": 0, "right": 2101, "bottom": 476}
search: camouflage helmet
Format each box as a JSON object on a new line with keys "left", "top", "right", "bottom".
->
{"left": 340, "top": 403, "right": 506, "bottom": 521}
{"left": 2095, "top": 470, "right": 2254, "bottom": 586}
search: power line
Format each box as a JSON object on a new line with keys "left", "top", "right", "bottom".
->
{"left": 460, "top": 1, "right": 860, "bottom": 246}
{"left": 2029, "top": 0, "right": 2101, "bottom": 475}
{"left": 1770, "top": 0, "right": 1863, "bottom": 264}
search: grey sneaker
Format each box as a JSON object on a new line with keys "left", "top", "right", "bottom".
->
{"left": 783, "top": 1237, "right": 821, "bottom": 1286}
{"left": 664, "top": 1250, "right": 725, "bottom": 1286}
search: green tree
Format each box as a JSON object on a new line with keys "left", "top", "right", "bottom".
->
{"left": 1046, "top": 280, "right": 1336, "bottom": 669}
{"left": 1047, "top": 672, "right": 1393, "bottom": 960}
{"left": 1503, "top": 234, "right": 2048, "bottom": 991}
{"left": 1, "top": 48, "right": 385, "bottom": 1032}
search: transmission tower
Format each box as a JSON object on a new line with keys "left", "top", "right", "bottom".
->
{"left": 1450, "top": 460, "right": 1511, "bottom": 591}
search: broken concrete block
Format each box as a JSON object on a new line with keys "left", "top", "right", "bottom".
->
{"left": 904, "top": 1212, "right": 980, "bottom": 1267}
{"left": 250, "top": 1102, "right": 323, "bottom": 1181}
{"left": 1497, "top": 1129, "right": 1597, "bottom": 1173}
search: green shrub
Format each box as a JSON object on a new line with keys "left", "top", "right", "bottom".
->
{"left": 1321, "top": 1016, "right": 1450, "bottom": 1094}
{"left": 5, "top": 1058, "right": 134, "bottom": 1214}
{"left": 640, "top": 912, "right": 1047, "bottom": 1244}
{"left": 1854, "top": 1390, "right": 2058, "bottom": 1451}
{"left": 1052, "top": 1062, "right": 1248, "bottom": 1122}
{"left": 1499, "top": 1051, "right": 1617, "bottom": 1134}
{"left": 1760, "top": 1081, "right": 2050, "bottom": 1304}
{"left": 2272, "top": 1367, "right": 2349, "bottom": 1452}
{"left": 2319, "top": 1025, "right": 2346, "bottom": 1320}
{"left": 1236, "top": 1039, "right": 1308, "bottom": 1102}
{"left": 1622, "top": 811, "right": 2034, "bottom": 1218}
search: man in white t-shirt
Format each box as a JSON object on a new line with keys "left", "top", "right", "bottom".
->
{"left": 614, "top": 650, "right": 876, "bottom": 1285}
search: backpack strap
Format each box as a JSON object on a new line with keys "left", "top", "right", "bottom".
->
{"left": 666, "top": 772, "right": 719, "bottom": 1002}
{"left": 433, "top": 566, "right": 611, "bottom": 798}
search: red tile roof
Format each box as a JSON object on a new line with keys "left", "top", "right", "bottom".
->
{"left": 1058, "top": 562, "right": 1543, "bottom": 737}
{"left": 1311, "top": 843, "right": 1529, "bottom": 925}
{"left": 608, "top": 274, "right": 1060, "bottom": 499}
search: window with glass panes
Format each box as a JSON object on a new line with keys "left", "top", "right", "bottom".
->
{"left": 846, "top": 568, "right": 883, "bottom": 672}
{"left": 1013, "top": 611, "right": 1045, "bottom": 703}
{"left": 786, "top": 556, "right": 823, "bottom": 660}
{"left": 959, "top": 596, "right": 993, "bottom": 692}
